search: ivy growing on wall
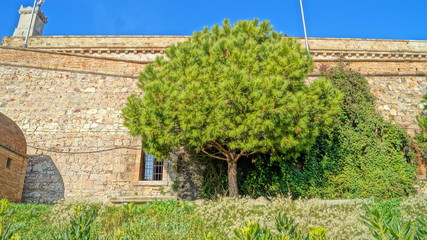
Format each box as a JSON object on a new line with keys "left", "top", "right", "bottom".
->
{"left": 299, "top": 64, "right": 417, "bottom": 199}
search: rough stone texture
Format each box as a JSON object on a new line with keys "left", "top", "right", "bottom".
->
{"left": 0, "top": 36, "right": 426, "bottom": 201}
{"left": 167, "top": 148, "right": 206, "bottom": 200}
{"left": 0, "top": 64, "right": 172, "bottom": 202}
{"left": 22, "top": 154, "right": 64, "bottom": 204}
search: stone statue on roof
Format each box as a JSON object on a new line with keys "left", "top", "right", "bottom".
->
{"left": 37, "top": 0, "right": 46, "bottom": 7}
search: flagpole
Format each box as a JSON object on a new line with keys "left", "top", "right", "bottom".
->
{"left": 23, "top": 0, "right": 46, "bottom": 48}
{"left": 299, "top": 0, "right": 310, "bottom": 55}
{"left": 23, "top": 0, "right": 38, "bottom": 48}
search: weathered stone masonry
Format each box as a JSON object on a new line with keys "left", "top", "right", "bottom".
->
{"left": 23, "top": 154, "right": 64, "bottom": 204}
{"left": 0, "top": 36, "right": 426, "bottom": 202}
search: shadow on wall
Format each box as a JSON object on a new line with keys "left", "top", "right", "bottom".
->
{"left": 22, "top": 154, "right": 64, "bottom": 204}
{"left": 168, "top": 148, "right": 205, "bottom": 201}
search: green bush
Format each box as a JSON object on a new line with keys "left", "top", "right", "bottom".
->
{"left": 300, "top": 64, "right": 417, "bottom": 199}
{"left": 55, "top": 206, "right": 99, "bottom": 240}
{"left": 224, "top": 64, "right": 417, "bottom": 199}
{"left": 231, "top": 214, "right": 328, "bottom": 240}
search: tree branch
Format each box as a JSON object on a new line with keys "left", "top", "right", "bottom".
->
{"left": 245, "top": 151, "right": 257, "bottom": 157}
{"left": 201, "top": 148, "right": 228, "bottom": 161}
{"left": 212, "top": 140, "right": 231, "bottom": 159}
{"left": 234, "top": 151, "right": 246, "bottom": 162}
{"left": 212, "top": 140, "right": 228, "bottom": 154}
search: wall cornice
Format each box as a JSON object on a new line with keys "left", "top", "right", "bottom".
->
{"left": 9, "top": 47, "right": 425, "bottom": 62}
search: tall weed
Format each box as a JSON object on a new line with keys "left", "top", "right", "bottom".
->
{"left": 361, "top": 203, "right": 427, "bottom": 240}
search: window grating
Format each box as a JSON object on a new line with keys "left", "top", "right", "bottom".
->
{"left": 140, "top": 152, "right": 163, "bottom": 181}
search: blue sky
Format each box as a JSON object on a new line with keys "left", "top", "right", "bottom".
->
{"left": 1, "top": 0, "right": 426, "bottom": 41}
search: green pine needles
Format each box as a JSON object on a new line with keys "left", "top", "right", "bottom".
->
{"left": 122, "top": 19, "right": 342, "bottom": 197}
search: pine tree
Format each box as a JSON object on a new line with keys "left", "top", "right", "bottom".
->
{"left": 122, "top": 19, "right": 342, "bottom": 197}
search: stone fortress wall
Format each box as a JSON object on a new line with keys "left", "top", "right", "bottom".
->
{"left": 4, "top": 36, "right": 426, "bottom": 131}
{"left": 0, "top": 36, "right": 426, "bottom": 202}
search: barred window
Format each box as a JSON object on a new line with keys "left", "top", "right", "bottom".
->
{"left": 140, "top": 152, "right": 163, "bottom": 181}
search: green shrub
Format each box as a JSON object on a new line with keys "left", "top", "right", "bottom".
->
{"left": 202, "top": 64, "right": 417, "bottom": 200}
{"left": 301, "top": 64, "right": 417, "bottom": 199}
{"left": 235, "top": 64, "right": 417, "bottom": 199}
{"left": 231, "top": 214, "right": 328, "bottom": 240}
{"left": 55, "top": 206, "right": 99, "bottom": 240}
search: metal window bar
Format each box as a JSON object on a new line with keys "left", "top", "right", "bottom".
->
{"left": 153, "top": 160, "right": 163, "bottom": 180}
{"left": 140, "top": 152, "right": 163, "bottom": 181}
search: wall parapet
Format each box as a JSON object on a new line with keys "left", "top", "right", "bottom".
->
{"left": 2, "top": 36, "right": 427, "bottom": 63}
{"left": 0, "top": 47, "right": 148, "bottom": 78}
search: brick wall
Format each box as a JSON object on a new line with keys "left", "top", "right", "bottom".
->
{"left": 0, "top": 112, "right": 27, "bottom": 154}
{"left": 0, "top": 112, "right": 27, "bottom": 202}
{"left": 0, "top": 147, "right": 27, "bottom": 202}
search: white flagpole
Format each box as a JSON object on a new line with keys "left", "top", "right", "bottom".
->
{"left": 23, "top": 0, "right": 38, "bottom": 48}
{"left": 23, "top": 0, "right": 47, "bottom": 48}
{"left": 299, "top": 0, "right": 310, "bottom": 55}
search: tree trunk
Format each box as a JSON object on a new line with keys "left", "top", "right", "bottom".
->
{"left": 227, "top": 160, "right": 239, "bottom": 198}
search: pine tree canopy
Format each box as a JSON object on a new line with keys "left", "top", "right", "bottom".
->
{"left": 122, "top": 19, "right": 342, "bottom": 196}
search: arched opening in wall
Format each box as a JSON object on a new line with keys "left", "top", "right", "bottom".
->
{"left": 22, "top": 154, "right": 65, "bottom": 204}
{"left": 139, "top": 151, "right": 163, "bottom": 181}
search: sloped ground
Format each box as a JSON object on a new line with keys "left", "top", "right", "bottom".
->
{"left": 3, "top": 195, "right": 427, "bottom": 239}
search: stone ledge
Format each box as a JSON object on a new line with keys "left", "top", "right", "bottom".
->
{"left": 134, "top": 180, "right": 169, "bottom": 186}
{"left": 416, "top": 175, "right": 427, "bottom": 180}
{"left": 311, "top": 71, "right": 426, "bottom": 77}
{"left": 3, "top": 36, "right": 427, "bottom": 53}
{"left": 109, "top": 195, "right": 176, "bottom": 204}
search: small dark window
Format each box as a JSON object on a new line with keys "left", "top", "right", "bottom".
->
{"left": 6, "top": 158, "right": 12, "bottom": 169}
{"left": 140, "top": 152, "right": 163, "bottom": 181}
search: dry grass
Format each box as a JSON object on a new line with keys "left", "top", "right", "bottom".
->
{"left": 196, "top": 196, "right": 427, "bottom": 239}
{"left": 5, "top": 195, "right": 427, "bottom": 239}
